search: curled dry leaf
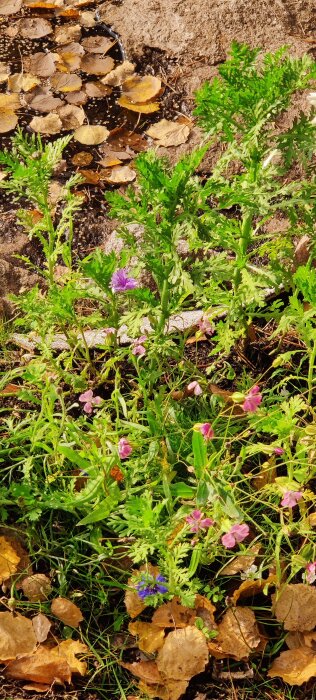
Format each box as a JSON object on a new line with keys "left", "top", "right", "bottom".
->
{"left": 0, "top": 612, "right": 37, "bottom": 661}
{"left": 152, "top": 597, "right": 196, "bottom": 629}
{"left": 128, "top": 621, "right": 165, "bottom": 654}
{"left": 122, "top": 75, "right": 162, "bottom": 103}
{"left": 147, "top": 118, "right": 191, "bottom": 147}
{"left": 157, "top": 626, "right": 209, "bottom": 681}
{"left": 5, "top": 645, "right": 72, "bottom": 685}
{"left": 0, "top": 536, "right": 20, "bottom": 583}
{"left": 58, "top": 639, "right": 88, "bottom": 675}
{"left": 273, "top": 584, "right": 316, "bottom": 631}
{"left": 58, "top": 104, "right": 85, "bottom": 130}
{"left": 8, "top": 73, "right": 41, "bottom": 92}
{"left": 81, "top": 55, "right": 114, "bottom": 76}
{"left": 81, "top": 35, "right": 114, "bottom": 54}
{"left": 85, "top": 81, "right": 111, "bottom": 97}
{"left": 29, "top": 52, "right": 56, "bottom": 78}
{"left": 100, "top": 164, "right": 136, "bottom": 184}
{"left": 54, "top": 24, "right": 81, "bottom": 44}
{"left": 20, "top": 18, "right": 52, "bottom": 39}
{"left": 221, "top": 545, "right": 261, "bottom": 575}
{"left": 32, "top": 613, "right": 51, "bottom": 643}
{"left": 72, "top": 151, "right": 93, "bottom": 166}
{"left": 101, "top": 60, "right": 135, "bottom": 87}
{"left": 117, "top": 95, "right": 160, "bottom": 113}
{"left": 21, "top": 573, "right": 52, "bottom": 602}
{"left": 51, "top": 596, "right": 83, "bottom": 627}
{"left": 268, "top": 647, "right": 316, "bottom": 685}
{"left": 0, "top": 0, "right": 22, "bottom": 14}
{"left": 73, "top": 124, "right": 109, "bottom": 145}
{"left": 51, "top": 73, "right": 82, "bottom": 93}
{"left": 29, "top": 113, "right": 62, "bottom": 135}
{"left": 231, "top": 575, "right": 276, "bottom": 605}
{"left": 29, "top": 92, "right": 64, "bottom": 113}
{"left": 216, "top": 607, "right": 263, "bottom": 660}
{"left": 23, "top": 684, "right": 50, "bottom": 693}
{"left": 66, "top": 90, "right": 88, "bottom": 105}
{"left": 0, "top": 93, "right": 20, "bottom": 133}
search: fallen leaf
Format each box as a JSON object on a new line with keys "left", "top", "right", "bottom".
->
{"left": 51, "top": 73, "right": 82, "bottom": 93}
{"left": 157, "top": 626, "right": 209, "bottom": 680}
{"left": 117, "top": 96, "right": 160, "bottom": 113}
{"left": 138, "top": 679, "right": 188, "bottom": 700}
{"left": 72, "top": 151, "right": 93, "bottom": 166}
{"left": 73, "top": 124, "right": 109, "bottom": 145}
{"left": 81, "top": 35, "right": 114, "bottom": 54}
{"left": 54, "top": 24, "right": 81, "bottom": 44}
{"left": 20, "top": 18, "right": 52, "bottom": 39}
{"left": 8, "top": 73, "right": 41, "bottom": 92}
{"left": 78, "top": 169, "right": 100, "bottom": 184}
{"left": 124, "top": 587, "right": 146, "bottom": 619}
{"left": 108, "top": 128, "right": 147, "bottom": 152}
{"left": 85, "top": 80, "right": 112, "bottom": 98}
{"left": 0, "top": 0, "right": 22, "bottom": 14}
{"left": 21, "top": 573, "right": 52, "bottom": 602}
{"left": 58, "top": 104, "right": 85, "bottom": 130}
{"left": 152, "top": 597, "right": 196, "bottom": 629}
{"left": 0, "top": 93, "right": 19, "bottom": 133}
{"left": 23, "top": 684, "right": 50, "bottom": 692}
{"left": 32, "top": 614, "right": 51, "bottom": 643}
{"left": 221, "top": 545, "right": 261, "bottom": 575}
{"left": 66, "top": 90, "right": 87, "bottom": 105}
{"left": 0, "top": 612, "right": 37, "bottom": 661}
{"left": 0, "top": 383, "right": 21, "bottom": 395}
{"left": 101, "top": 60, "right": 135, "bottom": 87}
{"left": 273, "top": 584, "right": 316, "bottom": 631}
{"left": 100, "top": 164, "right": 136, "bottom": 184}
{"left": 195, "top": 594, "right": 217, "bottom": 631}
{"left": 268, "top": 647, "right": 316, "bottom": 685}
{"left": 122, "top": 75, "right": 162, "bottom": 103}
{"left": 252, "top": 457, "right": 277, "bottom": 490}
{"left": 121, "top": 660, "right": 163, "bottom": 685}
{"left": 208, "top": 383, "right": 244, "bottom": 416}
{"left": 147, "top": 118, "right": 191, "bottom": 147}
{"left": 51, "top": 597, "right": 83, "bottom": 627}
{"left": 29, "top": 92, "right": 64, "bottom": 113}
{"left": 5, "top": 645, "right": 71, "bottom": 684}
{"left": 128, "top": 621, "right": 165, "bottom": 654}
{"left": 231, "top": 575, "right": 276, "bottom": 604}
{"left": 286, "top": 631, "right": 307, "bottom": 649}
{"left": 0, "top": 536, "right": 20, "bottom": 583}
{"left": 0, "top": 62, "right": 9, "bottom": 84}
{"left": 99, "top": 155, "right": 122, "bottom": 167}
{"left": 57, "top": 42, "right": 84, "bottom": 72}
{"left": 29, "top": 113, "right": 62, "bottom": 135}
{"left": 29, "top": 52, "right": 56, "bottom": 78}
{"left": 216, "top": 607, "right": 262, "bottom": 660}
{"left": 58, "top": 639, "right": 88, "bottom": 675}
{"left": 79, "top": 10, "right": 95, "bottom": 27}
{"left": 81, "top": 55, "right": 114, "bottom": 76}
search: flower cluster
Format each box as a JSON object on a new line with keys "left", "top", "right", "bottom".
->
{"left": 281, "top": 490, "right": 302, "bottom": 508}
{"left": 135, "top": 573, "right": 168, "bottom": 600}
{"left": 242, "top": 386, "right": 262, "bottom": 413}
{"left": 111, "top": 268, "right": 138, "bottom": 293}
{"left": 132, "top": 335, "right": 147, "bottom": 356}
{"left": 186, "top": 509, "right": 214, "bottom": 533}
{"left": 187, "top": 381, "right": 203, "bottom": 396}
{"left": 118, "top": 438, "right": 132, "bottom": 459}
{"left": 221, "top": 523, "right": 249, "bottom": 549}
{"left": 305, "top": 561, "right": 316, "bottom": 585}
{"left": 79, "top": 389, "right": 102, "bottom": 415}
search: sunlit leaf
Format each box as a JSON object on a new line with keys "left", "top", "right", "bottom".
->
{"left": 73, "top": 124, "right": 109, "bottom": 145}
{"left": 29, "top": 113, "right": 62, "bottom": 135}
{"left": 121, "top": 75, "right": 162, "bottom": 103}
{"left": 80, "top": 55, "right": 114, "bottom": 76}
{"left": 273, "top": 584, "right": 316, "bottom": 631}
{"left": 117, "top": 96, "right": 160, "bottom": 113}
{"left": 0, "top": 612, "right": 37, "bottom": 662}
{"left": 51, "top": 597, "right": 83, "bottom": 627}
{"left": 268, "top": 648, "right": 316, "bottom": 685}
{"left": 147, "top": 119, "right": 191, "bottom": 147}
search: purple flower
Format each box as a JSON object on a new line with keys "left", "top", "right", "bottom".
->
{"left": 274, "top": 447, "right": 284, "bottom": 456}
{"left": 131, "top": 335, "right": 147, "bottom": 356}
{"left": 78, "top": 389, "right": 102, "bottom": 415}
{"left": 135, "top": 573, "right": 168, "bottom": 600}
{"left": 242, "top": 386, "right": 262, "bottom": 413}
{"left": 197, "top": 316, "right": 214, "bottom": 336}
{"left": 118, "top": 437, "right": 132, "bottom": 459}
{"left": 111, "top": 268, "right": 138, "bottom": 293}
{"left": 187, "top": 381, "right": 203, "bottom": 396}
{"left": 305, "top": 561, "right": 316, "bottom": 585}
{"left": 195, "top": 422, "right": 214, "bottom": 441}
{"left": 186, "top": 509, "right": 214, "bottom": 533}
{"left": 221, "top": 523, "right": 249, "bottom": 549}
{"left": 281, "top": 490, "right": 303, "bottom": 508}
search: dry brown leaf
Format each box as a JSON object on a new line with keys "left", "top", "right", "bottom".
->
{"left": 157, "top": 627, "right": 209, "bottom": 681}
{"left": 51, "top": 597, "right": 83, "bottom": 627}
{"left": 79, "top": 10, "right": 95, "bottom": 27}
{"left": 122, "top": 75, "right": 161, "bottom": 103}
{"left": 29, "top": 52, "right": 56, "bottom": 78}
{"left": 23, "top": 684, "right": 50, "bottom": 692}
{"left": 66, "top": 90, "right": 87, "bottom": 105}
{"left": 195, "top": 594, "right": 217, "bottom": 631}
{"left": 286, "top": 631, "right": 307, "bottom": 649}
{"left": 29, "top": 113, "right": 62, "bottom": 135}
{"left": 81, "top": 35, "right": 114, "bottom": 54}
{"left": 58, "top": 639, "right": 88, "bottom": 675}
{"left": 5, "top": 645, "right": 72, "bottom": 684}
{"left": 81, "top": 55, "right": 114, "bottom": 76}
{"left": 128, "top": 621, "right": 165, "bottom": 654}
{"left": 216, "top": 607, "right": 262, "bottom": 660}
{"left": 108, "top": 128, "right": 147, "bottom": 152}
{"left": 121, "top": 660, "right": 163, "bottom": 685}
{"left": 273, "top": 584, "right": 316, "bottom": 631}
{"left": 100, "top": 164, "right": 136, "bottom": 184}
{"left": 54, "top": 24, "right": 81, "bottom": 44}
{"left": 0, "top": 62, "right": 9, "bottom": 84}
{"left": 57, "top": 42, "right": 84, "bottom": 72}
{"left": 124, "top": 587, "right": 146, "bottom": 619}
{"left": 85, "top": 80, "right": 111, "bottom": 98}
{"left": 51, "top": 73, "right": 82, "bottom": 93}
{"left": 8, "top": 73, "right": 41, "bottom": 92}
{"left": 72, "top": 151, "right": 93, "bottom": 166}
{"left": 221, "top": 545, "right": 261, "bottom": 576}
{"left": 20, "top": 18, "right": 52, "bottom": 39}
{"left": 21, "top": 573, "right": 52, "bottom": 602}
{"left": 147, "top": 118, "right": 191, "bottom": 147}
{"left": 152, "top": 597, "right": 196, "bottom": 629}
{"left": 268, "top": 647, "right": 316, "bottom": 685}
{"left": 0, "top": 93, "right": 19, "bottom": 133}
{"left": 29, "top": 92, "right": 64, "bottom": 113}
{"left": 117, "top": 95, "right": 160, "bottom": 113}
{"left": 252, "top": 457, "right": 277, "bottom": 490}
{"left": 0, "top": 536, "right": 20, "bottom": 583}
{"left": 78, "top": 169, "right": 100, "bottom": 185}
{"left": 58, "top": 104, "right": 85, "bottom": 130}
{"left": 101, "top": 60, "right": 135, "bottom": 87}
{"left": 0, "top": 612, "right": 37, "bottom": 661}
{"left": 0, "top": 531, "right": 32, "bottom": 585}
{"left": 32, "top": 614, "right": 51, "bottom": 643}
{"left": 99, "top": 155, "right": 122, "bottom": 167}
{"left": 73, "top": 124, "right": 109, "bottom": 145}
{"left": 138, "top": 679, "right": 188, "bottom": 700}
{"left": 231, "top": 575, "right": 276, "bottom": 605}
{"left": 0, "top": 0, "right": 22, "bottom": 14}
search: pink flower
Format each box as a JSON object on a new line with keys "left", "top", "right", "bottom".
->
{"left": 104, "top": 327, "right": 116, "bottom": 336}
{"left": 111, "top": 268, "right": 138, "bottom": 293}
{"left": 186, "top": 509, "right": 214, "bottom": 533}
{"left": 274, "top": 447, "right": 284, "bottom": 455}
{"left": 242, "top": 386, "right": 262, "bottom": 413}
{"left": 197, "top": 316, "right": 214, "bottom": 336}
{"left": 78, "top": 389, "right": 102, "bottom": 414}
{"left": 131, "top": 335, "right": 147, "bottom": 356}
{"left": 305, "top": 561, "right": 316, "bottom": 585}
{"left": 187, "top": 381, "right": 203, "bottom": 396}
{"left": 194, "top": 422, "right": 214, "bottom": 441}
{"left": 281, "top": 490, "right": 303, "bottom": 508}
{"left": 118, "top": 437, "right": 132, "bottom": 459}
{"left": 221, "top": 523, "right": 249, "bottom": 548}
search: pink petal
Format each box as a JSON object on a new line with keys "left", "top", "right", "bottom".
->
{"left": 79, "top": 389, "right": 93, "bottom": 402}
{"left": 221, "top": 532, "right": 236, "bottom": 548}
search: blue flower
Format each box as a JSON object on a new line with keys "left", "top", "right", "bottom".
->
{"left": 135, "top": 573, "right": 168, "bottom": 600}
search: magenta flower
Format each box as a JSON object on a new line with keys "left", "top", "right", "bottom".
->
{"left": 242, "top": 386, "right": 262, "bottom": 413}
{"left": 195, "top": 422, "right": 214, "bottom": 441}
{"left": 305, "top": 561, "right": 316, "bottom": 585}
{"left": 187, "top": 381, "right": 203, "bottom": 396}
{"left": 281, "top": 490, "right": 303, "bottom": 508}
{"left": 186, "top": 509, "right": 214, "bottom": 533}
{"left": 274, "top": 447, "right": 284, "bottom": 456}
{"left": 132, "top": 335, "right": 147, "bottom": 356}
{"left": 118, "top": 437, "right": 132, "bottom": 459}
{"left": 111, "top": 268, "right": 138, "bottom": 293}
{"left": 197, "top": 316, "right": 214, "bottom": 336}
{"left": 104, "top": 327, "right": 116, "bottom": 336}
{"left": 221, "top": 523, "right": 249, "bottom": 549}
{"left": 79, "top": 389, "right": 102, "bottom": 415}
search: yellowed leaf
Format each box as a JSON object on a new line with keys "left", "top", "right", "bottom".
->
{"left": 32, "top": 614, "right": 51, "bottom": 643}
{"left": 21, "top": 573, "right": 52, "bottom": 602}
{"left": 51, "top": 597, "right": 83, "bottom": 627}
{"left": 147, "top": 119, "right": 190, "bottom": 147}
{"left": 81, "top": 35, "right": 114, "bottom": 54}
{"left": 101, "top": 60, "right": 135, "bottom": 87}
{"left": 138, "top": 679, "right": 188, "bottom": 700}
{"left": 51, "top": 73, "right": 82, "bottom": 93}
{"left": 0, "top": 612, "right": 37, "bottom": 662}
{"left": 29, "top": 113, "right": 62, "bottom": 135}
{"left": 72, "top": 151, "right": 93, "bottom": 166}
{"left": 252, "top": 457, "right": 277, "bottom": 490}
{"left": 0, "top": 93, "right": 19, "bottom": 133}
{"left": 122, "top": 75, "right": 161, "bottom": 103}
{"left": 58, "top": 639, "right": 88, "bottom": 675}
{"left": 152, "top": 597, "right": 196, "bottom": 629}
{"left": 58, "top": 104, "right": 85, "bottom": 130}
{"left": 157, "top": 627, "right": 208, "bottom": 680}
{"left": 8, "top": 73, "right": 41, "bottom": 92}
{"left": 0, "top": 0, "right": 22, "bottom": 14}
{"left": 268, "top": 647, "right": 316, "bottom": 685}
{"left": 124, "top": 587, "right": 146, "bottom": 619}
{"left": 100, "top": 164, "right": 136, "bottom": 184}
{"left": 0, "top": 536, "right": 20, "bottom": 583}
{"left": 20, "top": 18, "right": 52, "bottom": 39}
{"left": 128, "top": 621, "right": 165, "bottom": 654}
{"left": 5, "top": 645, "right": 72, "bottom": 684}
{"left": 273, "top": 584, "right": 316, "bottom": 631}
{"left": 231, "top": 575, "right": 276, "bottom": 605}
{"left": 57, "top": 42, "right": 84, "bottom": 72}
{"left": 73, "top": 124, "right": 109, "bottom": 145}
{"left": 117, "top": 95, "right": 160, "bottom": 113}
{"left": 81, "top": 55, "right": 114, "bottom": 76}
{"left": 216, "top": 607, "right": 262, "bottom": 660}
{"left": 0, "top": 62, "right": 9, "bottom": 84}
{"left": 85, "top": 80, "right": 111, "bottom": 98}
{"left": 29, "top": 52, "right": 56, "bottom": 78}
{"left": 99, "top": 155, "right": 122, "bottom": 167}
{"left": 54, "top": 24, "right": 81, "bottom": 44}
{"left": 121, "top": 660, "right": 163, "bottom": 685}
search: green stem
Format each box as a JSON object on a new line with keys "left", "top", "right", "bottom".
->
{"left": 157, "top": 276, "right": 170, "bottom": 334}
{"left": 308, "top": 340, "right": 316, "bottom": 405}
